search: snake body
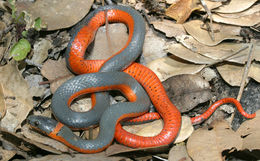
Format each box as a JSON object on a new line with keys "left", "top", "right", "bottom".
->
{"left": 28, "top": 5, "right": 256, "bottom": 153}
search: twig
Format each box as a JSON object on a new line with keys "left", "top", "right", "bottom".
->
{"left": 105, "top": 10, "right": 113, "bottom": 55}
{"left": 205, "top": 46, "right": 249, "bottom": 67}
{"left": 229, "top": 44, "right": 254, "bottom": 123}
{"left": 236, "top": 44, "right": 254, "bottom": 101}
{"left": 200, "top": 0, "right": 215, "bottom": 41}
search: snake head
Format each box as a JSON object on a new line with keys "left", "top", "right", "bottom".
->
{"left": 27, "top": 115, "right": 58, "bottom": 135}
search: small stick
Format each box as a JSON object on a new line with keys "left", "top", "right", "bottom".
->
{"left": 206, "top": 46, "right": 249, "bottom": 67}
{"left": 200, "top": 0, "right": 215, "bottom": 41}
{"left": 237, "top": 44, "right": 254, "bottom": 101}
{"left": 230, "top": 44, "right": 254, "bottom": 123}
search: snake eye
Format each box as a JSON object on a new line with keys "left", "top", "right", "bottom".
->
{"left": 34, "top": 121, "right": 40, "bottom": 126}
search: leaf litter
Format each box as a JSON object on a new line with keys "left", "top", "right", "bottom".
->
{"left": 0, "top": 0, "right": 259, "bottom": 160}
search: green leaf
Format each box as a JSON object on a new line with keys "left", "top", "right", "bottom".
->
{"left": 34, "top": 17, "right": 42, "bottom": 31}
{"left": 10, "top": 38, "right": 31, "bottom": 61}
{"left": 22, "top": 30, "right": 28, "bottom": 37}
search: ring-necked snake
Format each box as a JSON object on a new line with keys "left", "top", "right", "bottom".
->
{"left": 27, "top": 5, "right": 256, "bottom": 153}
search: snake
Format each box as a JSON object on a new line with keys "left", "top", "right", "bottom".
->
{"left": 27, "top": 5, "right": 256, "bottom": 153}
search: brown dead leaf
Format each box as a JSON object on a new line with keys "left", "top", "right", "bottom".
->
{"left": 187, "top": 121, "right": 242, "bottom": 161}
{"left": 147, "top": 56, "right": 205, "bottom": 81}
{"left": 194, "top": 43, "right": 252, "bottom": 64}
{"left": 183, "top": 20, "right": 242, "bottom": 46}
{"left": 0, "top": 146, "right": 16, "bottom": 161}
{"left": 89, "top": 23, "right": 128, "bottom": 60}
{"left": 213, "top": 0, "right": 258, "bottom": 13}
{"left": 167, "top": 43, "right": 216, "bottom": 64}
{"left": 212, "top": 11, "right": 260, "bottom": 26}
{"left": 41, "top": 58, "right": 72, "bottom": 81}
{"left": 29, "top": 152, "right": 132, "bottom": 161}
{"left": 123, "top": 119, "right": 163, "bottom": 137}
{"left": 217, "top": 64, "right": 244, "bottom": 86}
{"left": 0, "top": 128, "right": 62, "bottom": 154}
{"left": 0, "top": 83, "right": 6, "bottom": 119}
{"left": 143, "top": 29, "right": 168, "bottom": 63}
{"left": 151, "top": 19, "right": 186, "bottom": 38}
{"left": 163, "top": 74, "right": 212, "bottom": 112}
{"left": 174, "top": 35, "right": 258, "bottom": 64}
{"left": 175, "top": 116, "right": 194, "bottom": 143}
{"left": 237, "top": 110, "right": 260, "bottom": 150}
{"left": 21, "top": 124, "right": 70, "bottom": 153}
{"left": 31, "top": 39, "right": 53, "bottom": 65}
{"left": 41, "top": 58, "right": 73, "bottom": 93}
{"left": 165, "top": 0, "right": 201, "bottom": 23}
{"left": 106, "top": 143, "right": 169, "bottom": 156}
{"left": 217, "top": 4, "right": 260, "bottom": 19}
{"left": 0, "top": 61, "right": 33, "bottom": 132}
{"left": 16, "top": 0, "right": 93, "bottom": 30}
{"left": 168, "top": 143, "right": 192, "bottom": 161}
{"left": 217, "top": 62, "right": 260, "bottom": 86}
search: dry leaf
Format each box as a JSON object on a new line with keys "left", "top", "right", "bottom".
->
{"left": 151, "top": 19, "right": 186, "bottom": 38}
{"left": 89, "top": 23, "right": 128, "bottom": 60}
{"left": 174, "top": 116, "right": 194, "bottom": 143}
{"left": 213, "top": 0, "right": 258, "bottom": 13}
{"left": 0, "top": 83, "right": 6, "bottom": 119}
{"left": 0, "top": 61, "right": 33, "bottom": 132}
{"left": 168, "top": 143, "right": 192, "bottom": 161}
{"left": 165, "top": 0, "right": 201, "bottom": 23}
{"left": 25, "top": 74, "right": 47, "bottom": 98}
{"left": 147, "top": 56, "right": 205, "bottom": 81}
{"left": 167, "top": 43, "right": 216, "bottom": 64}
{"left": 237, "top": 110, "right": 260, "bottom": 150}
{"left": 41, "top": 58, "right": 73, "bottom": 93}
{"left": 123, "top": 119, "right": 163, "bottom": 137}
{"left": 31, "top": 39, "right": 53, "bottom": 65}
{"left": 217, "top": 64, "right": 244, "bottom": 86}
{"left": 187, "top": 121, "right": 242, "bottom": 161}
{"left": 106, "top": 143, "right": 169, "bottom": 156}
{"left": 174, "top": 35, "right": 258, "bottom": 64}
{"left": 194, "top": 43, "right": 253, "bottom": 64}
{"left": 166, "top": 0, "right": 177, "bottom": 4}
{"left": 163, "top": 74, "right": 212, "bottom": 112}
{"left": 41, "top": 58, "right": 72, "bottom": 81}
{"left": 183, "top": 20, "right": 242, "bottom": 46}
{"left": 29, "top": 152, "right": 131, "bottom": 161}
{"left": 143, "top": 29, "right": 168, "bottom": 63}
{"left": 16, "top": 0, "right": 94, "bottom": 30}
{"left": 217, "top": 62, "right": 260, "bottom": 86}
{"left": 217, "top": 4, "right": 260, "bottom": 18}
{"left": 212, "top": 11, "right": 260, "bottom": 26}
{"left": 0, "top": 128, "right": 62, "bottom": 154}
{"left": 0, "top": 146, "right": 16, "bottom": 161}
